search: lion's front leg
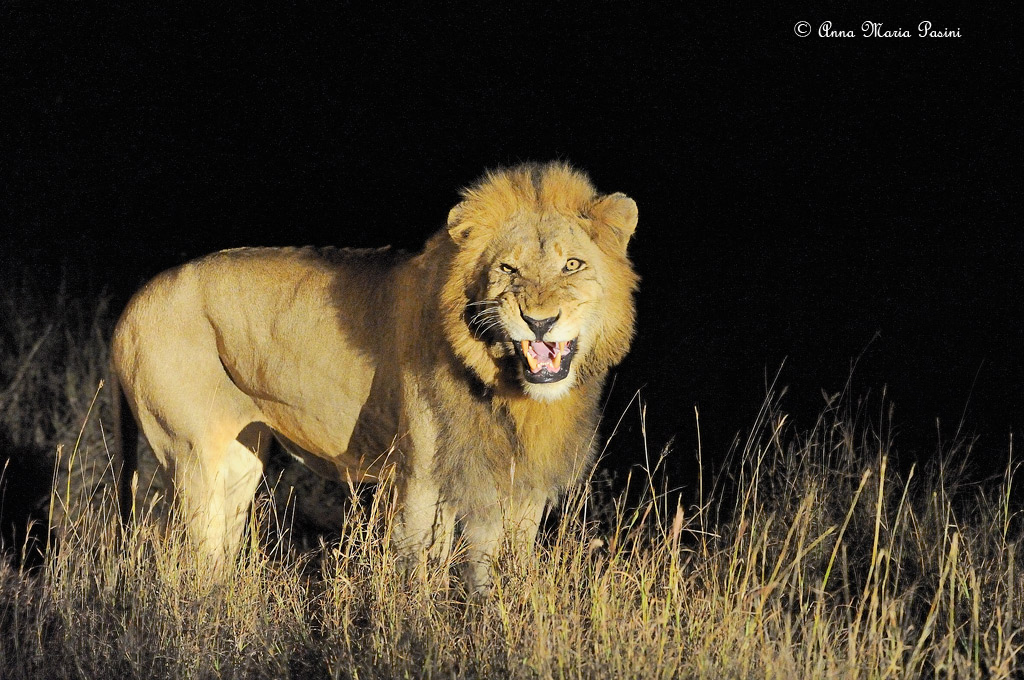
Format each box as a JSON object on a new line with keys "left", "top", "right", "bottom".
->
{"left": 392, "top": 473, "right": 455, "bottom": 579}
{"left": 393, "top": 381, "right": 454, "bottom": 580}
{"left": 461, "top": 491, "right": 546, "bottom": 594}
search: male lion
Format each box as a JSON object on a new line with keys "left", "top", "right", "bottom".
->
{"left": 112, "top": 162, "right": 639, "bottom": 590}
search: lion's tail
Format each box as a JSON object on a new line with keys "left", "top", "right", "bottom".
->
{"left": 110, "top": 368, "right": 138, "bottom": 527}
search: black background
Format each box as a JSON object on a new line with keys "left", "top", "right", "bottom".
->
{"left": 2, "top": 6, "right": 1020, "bottom": 485}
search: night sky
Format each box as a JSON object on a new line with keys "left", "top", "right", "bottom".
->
{"left": 2, "top": 6, "right": 1021, "bottom": 482}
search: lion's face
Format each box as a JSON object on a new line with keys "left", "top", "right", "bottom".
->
{"left": 441, "top": 163, "right": 639, "bottom": 403}
{"left": 467, "top": 213, "right": 612, "bottom": 401}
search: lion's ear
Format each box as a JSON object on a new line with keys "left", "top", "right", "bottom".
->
{"left": 447, "top": 203, "right": 472, "bottom": 245}
{"left": 590, "top": 192, "right": 638, "bottom": 250}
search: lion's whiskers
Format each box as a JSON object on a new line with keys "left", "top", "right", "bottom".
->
{"left": 470, "top": 308, "right": 506, "bottom": 340}
{"left": 469, "top": 307, "right": 502, "bottom": 327}
{"left": 476, "top": 320, "right": 504, "bottom": 336}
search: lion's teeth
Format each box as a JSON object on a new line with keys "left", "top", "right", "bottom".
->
{"left": 521, "top": 339, "right": 573, "bottom": 374}
{"left": 521, "top": 340, "right": 540, "bottom": 373}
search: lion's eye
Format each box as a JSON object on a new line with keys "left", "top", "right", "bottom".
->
{"left": 563, "top": 258, "right": 584, "bottom": 273}
{"left": 499, "top": 263, "right": 518, "bottom": 275}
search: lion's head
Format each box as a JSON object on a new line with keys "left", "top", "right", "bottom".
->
{"left": 441, "top": 162, "right": 639, "bottom": 401}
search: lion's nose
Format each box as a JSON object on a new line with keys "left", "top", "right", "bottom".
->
{"left": 521, "top": 312, "right": 560, "bottom": 340}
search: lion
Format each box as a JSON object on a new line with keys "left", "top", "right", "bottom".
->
{"left": 111, "top": 161, "right": 639, "bottom": 591}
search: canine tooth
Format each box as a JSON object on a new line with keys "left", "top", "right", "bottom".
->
{"left": 525, "top": 353, "right": 540, "bottom": 373}
{"left": 520, "top": 340, "right": 539, "bottom": 372}
{"left": 552, "top": 350, "right": 562, "bottom": 372}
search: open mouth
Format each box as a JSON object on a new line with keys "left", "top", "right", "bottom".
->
{"left": 512, "top": 339, "right": 577, "bottom": 383}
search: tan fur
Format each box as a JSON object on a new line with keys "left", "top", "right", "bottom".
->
{"left": 112, "top": 162, "right": 639, "bottom": 590}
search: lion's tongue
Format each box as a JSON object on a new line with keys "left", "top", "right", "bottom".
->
{"left": 523, "top": 340, "right": 564, "bottom": 374}
{"left": 531, "top": 341, "right": 556, "bottom": 361}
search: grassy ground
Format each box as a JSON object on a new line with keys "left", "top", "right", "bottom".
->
{"left": 0, "top": 286, "right": 1021, "bottom": 679}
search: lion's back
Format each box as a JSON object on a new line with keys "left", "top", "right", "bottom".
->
{"left": 112, "top": 245, "right": 413, "bottom": 398}
{"left": 112, "top": 244, "right": 418, "bottom": 475}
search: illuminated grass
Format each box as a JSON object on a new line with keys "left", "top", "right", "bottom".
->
{"left": 0, "top": 287, "right": 1021, "bottom": 679}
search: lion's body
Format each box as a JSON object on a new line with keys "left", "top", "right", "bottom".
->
{"left": 112, "top": 162, "right": 639, "bottom": 589}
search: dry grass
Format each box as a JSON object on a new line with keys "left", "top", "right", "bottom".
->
{"left": 1, "top": 285, "right": 1021, "bottom": 679}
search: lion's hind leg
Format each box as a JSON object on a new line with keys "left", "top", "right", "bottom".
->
{"left": 172, "top": 429, "right": 266, "bottom": 578}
